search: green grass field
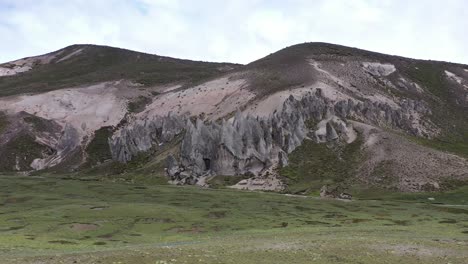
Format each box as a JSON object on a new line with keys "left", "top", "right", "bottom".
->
{"left": 1, "top": 175, "right": 467, "bottom": 263}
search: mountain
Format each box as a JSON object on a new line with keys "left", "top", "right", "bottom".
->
{"left": 0, "top": 42, "right": 467, "bottom": 193}
{"left": 0, "top": 44, "right": 239, "bottom": 96}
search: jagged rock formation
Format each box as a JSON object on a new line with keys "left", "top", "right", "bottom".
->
{"left": 110, "top": 86, "right": 438, "bottom": 186}
{"left": 109, "top": 113, "right": 185, "bottom": 162}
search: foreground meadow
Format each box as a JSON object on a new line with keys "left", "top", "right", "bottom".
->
{"left": 0, "top": 175, "right": 467, "bottom": 263}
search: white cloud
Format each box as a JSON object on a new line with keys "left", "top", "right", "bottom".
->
{"left": 0, "top": 0, "right": 467, "bottom": 64}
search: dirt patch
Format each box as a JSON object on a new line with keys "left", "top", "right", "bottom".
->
{"left": 370, "top": 243, "right": 466, "bottom": 258}
{"left": 97, "top": 233, "right": 113, "bottom": 239}
{"left": 207, "top": 211, "right": 227, "bottom": 219}
{"left": 140, "top": 76, "right": 253, "bottom": 120}
{"left": 4, "top": 196, "right": 33, "bottom": 204}
{"left": 70, "top": 223, "right": 99, "bottom": 231}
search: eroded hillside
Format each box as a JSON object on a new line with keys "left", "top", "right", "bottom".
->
{"left": 0, "top": 43, "right": 467, "bottom": 192}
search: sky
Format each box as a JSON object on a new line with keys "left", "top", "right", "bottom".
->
{"left": 1, "top": 0, "right": 467, "bottom": 64}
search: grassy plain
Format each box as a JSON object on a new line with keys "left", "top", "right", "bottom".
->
{"left": 0, "top": 175, "right": 467, "bottom": 263}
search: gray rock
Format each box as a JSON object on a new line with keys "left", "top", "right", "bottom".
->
{"left": 166, "top": 154, "right": 180, "bottom": 177}
{"left": 109, "top": 112, "right": 185, "bottom": 162}
{"left": 278, "top": 151, "right": 288, "bottom": 168}
{"left": 109, "top": 88, "right": 438, "bottom": 184}
{"left": 326, "top": 122, "right": 339, "bottom": 141}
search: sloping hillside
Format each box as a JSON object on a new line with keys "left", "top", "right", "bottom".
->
{"left": 0, "top": 44, "right": 239, "bottom": 96}
{"left": 0, "top": 42, "right": 466, "bottom": 193}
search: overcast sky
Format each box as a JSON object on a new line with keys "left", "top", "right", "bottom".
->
{"left": 1, "top": 0, "right": 467, "bottom": 64}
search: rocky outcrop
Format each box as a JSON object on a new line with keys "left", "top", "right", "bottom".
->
{"left": 109, "top": 113, "right": 185, "bottom": 162}
{"left": 0, "top": 112, "right": 82, "bottom": 171}
{"left": 30, "top": 124, "right": 81, "bottom": 170}
{"left": 320, "top": 185, "right": 352, "bottom": 200}
{"left": 109, "top": 87, "right": 437, "bottom": 185}
{"left": 331, "top": 95, "right": 436, "bottom": 138}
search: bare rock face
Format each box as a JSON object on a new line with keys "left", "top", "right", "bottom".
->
{"left": 179, "top": 113, "right": 285, "bottom": 178}
{"left": 165, "top": 154, "right": 181, "bottom": 178}
{"left": 30, "top": 123, "right": 81, "bottom": 170}
{"left": 174, "top": 92, "right": 326, "bottom": 181}
{"left": 109, "top": 113, "right": 185, "bottom": 163}
{"left": 108, "top": 86, "right": 437, "bottom": 186}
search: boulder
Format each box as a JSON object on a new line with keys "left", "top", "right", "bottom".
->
{"left": 166, "top": 155, "right": 181, "bottom": 177}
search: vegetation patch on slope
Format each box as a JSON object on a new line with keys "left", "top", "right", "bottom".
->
{"left": 127, "top": 96, "right": 152, "bottom": 113}
{"left": 280, "top": 137, "right": 363, "bottom": 195}
{"left": 0, "top": 133, "right": 46, "bottom": 171}
{"left": 0, "top": 111, "right": 8, "bottom": 134}
{"left": 22, "top": 114, "right": 54, "bottom": 132}
{"left": 84, "top": 126, "right": 114, "bottom": 165}
{"left": 404, "top": 62, "right": 468, "bottom": 158}
{"left": 77, "top": 134, "right": 184, "bottom": 185}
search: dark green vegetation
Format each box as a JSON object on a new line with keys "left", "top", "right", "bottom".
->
{"left": 22, "top": 114, "right": 54, "bottom": 132}
{"left": 280, "top": 137, "right": 363, "bottom": 194}
{"left": 0, "top": 45, "right": 239, "bottom": 97}
{"left": 127, "top": 95, "right": 153, "bottom": 113}
{"left": 1, "top": 175, "right": 467, "bottom": 263}
{"left": 0, "top": 111, "right": 8, "bottom": 134}
{"left": 79, "top": 134, "right": 184, "bottom": 185}
{"left": 0, "top": 134, "right": 46, "bottom": 171}
{"left": 83, "top": 126, "right": 114, "bottom": 165}
{"left": 403, "top": 62, "right": 468, "bottom": 157}
{"left": 207, "top": 175, "right": 250, "bottom": 189}
{"left": 410, "top": 135, "right": 468, "bottom": 158}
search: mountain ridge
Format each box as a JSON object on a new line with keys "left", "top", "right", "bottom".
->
{"left": 0, "top": 44, "right": 241, "bottom": 97}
